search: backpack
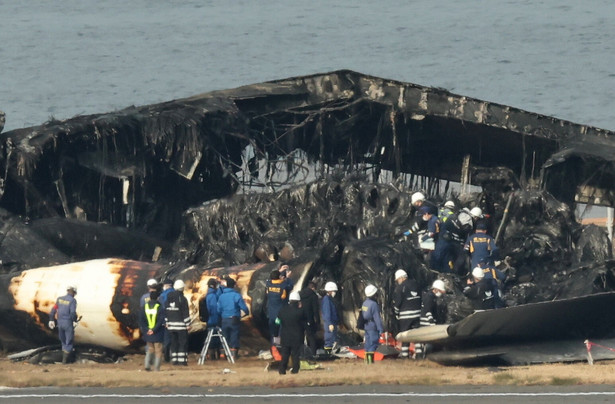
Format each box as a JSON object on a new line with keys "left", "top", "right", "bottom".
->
{"left": 198, "top": 297, "right": 209, "bottom": 322}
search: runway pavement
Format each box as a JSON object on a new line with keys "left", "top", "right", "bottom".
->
{"left": 2, "top": 385, "right": 615, "bottom": 404}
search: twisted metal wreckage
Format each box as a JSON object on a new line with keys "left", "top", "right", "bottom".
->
{"left": 2, "top": 70, "right": 615, "bottom": 365}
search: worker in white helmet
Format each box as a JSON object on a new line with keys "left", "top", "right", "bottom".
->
{"left": 403, "top": 191, "right": 438, "bottom": 237}
{"left": 420, "top": 280, "right": 447, "bottom": 327}
{"left": 140, "top": 278, "right": 159, "bottom": 308}
{"left": 164, "top": 279, "right": 191, "bottom": 365}
{"left": 392, "top": 269, "right": 420, "bottom": 358}
{"left": 48, "top": 285, "right": 79, "bottom": 364}
{"left": 416, "top": 279, "right": 448, "bottom": 359}
{"left": 463, "top": 267, "right": 498, "bottom": 312}
{"left": 321, "top": 281, "right": 340, "bottom": 355}
{"left": 431, "top": 206, "right": 480, "bottom": 275}
{"left": 438, "top": 200, "right": 456, "bottom": 223}
{"left": 360, "top": 284, "right": 384, "bottom": 364}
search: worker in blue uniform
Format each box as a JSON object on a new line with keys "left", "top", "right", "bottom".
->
{"left": 464, "top": 219, "right": 499, "bottom": 270}
{"left": 217, "top": 277, "right": 249, "bottom": 359}
{"left": 48, "top": 285, "right": 79, "bottom": 364}
{"left": 360, "top": 284, "right": 384, "bottom": 364}
{"left": 266, "top": 269, "right": 288, "bottom": 347}
{"left": 403, "top": 191, "right": 439, "bottom": 236}
{"left": 321, "top": 281, "right": 340, "bottom": 355}
{"left": 203, "top": 278, "right": 222, "bottom": 360}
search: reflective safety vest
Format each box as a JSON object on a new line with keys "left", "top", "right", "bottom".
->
{"left": 145, "top": 303, "right": 160, "bottom": 329}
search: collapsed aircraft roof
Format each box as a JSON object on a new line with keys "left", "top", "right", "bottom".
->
{"left": 1, "top": 69, "right": 615, "bottom": 244}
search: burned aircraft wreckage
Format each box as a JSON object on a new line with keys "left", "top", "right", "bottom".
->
{"left": 1, "top": 70, "right": 615, "bottom": 365}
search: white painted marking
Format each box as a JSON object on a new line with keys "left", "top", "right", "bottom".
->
{"left": 1, "top": 392, "right": 615, "bottom": 398}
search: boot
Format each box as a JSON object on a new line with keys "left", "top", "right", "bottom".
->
{"left": 365, "top": 352, "right": 374, "bottom": 364}
{"left": 230, "top": 348, "right": 238, "bottom": 360}
{"left": 62, "top": 351, "right": 69, "bottom": 364}
{"left": 324, "top": 347, "right": 332, "bottom": 356}
{"left": 144, "top": 351, "right": 153, "bottom": 371}
{"left": 154, "top": 356, "right": 162, "bottom": 371}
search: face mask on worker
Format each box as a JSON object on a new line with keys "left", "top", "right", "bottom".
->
{"left": 435, "top": 291, "right": 443, "bottom": 297}
{"left": 330, "top": 291, "right": 336, "bottom": 298}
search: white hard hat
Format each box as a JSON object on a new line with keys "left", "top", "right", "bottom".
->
{"left": 470, "top": 207, "right": 483, "bottom": 218}
{"left": 67, "top": 285, "right": 77, "bottom": 293}
{"left": 395, "top": 269, "right": 408, "bottom": 280}
{"left": 444, "top": 200, "right": 455, "bottom": 209}
{"left": 289, "top": 291, "right": 301, "bottom": 301}
{"left": 472, "top": 267, "right": 485, "bottom": 279}
{"left": 432, "top": 279, "right": 446, "bottom": 292}
{"left": 411, "top": 192, "right": 425, "bottom": 205}
{"left": 365, "top": 284, "right": 378, "bottom": 297}
{"left": 173, "top": 279, "right": 185, "bottom": 290}
{"left": 324, "top": 281, "right": 338, "bottom": 292}
{"left": 147, "top": 278, "right": 158, "bottom": 287}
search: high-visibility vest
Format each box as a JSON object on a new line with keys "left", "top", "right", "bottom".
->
{"left": 145, "top": 303, "right": 160, "bottom": 329}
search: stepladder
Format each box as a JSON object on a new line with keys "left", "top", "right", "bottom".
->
{"left": 198, "top": 326, "right": 235, "bottom": 364}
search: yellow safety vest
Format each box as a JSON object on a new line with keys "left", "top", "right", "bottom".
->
{"left": 145, "top": 303, "right": 160, "bottom": 329}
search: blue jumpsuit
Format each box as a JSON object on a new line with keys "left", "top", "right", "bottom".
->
{"left": 361, "top": 297, "right": 384, "bottom": 353}
{"left": 465, "top": 231, "right": 498, "bottom": 269}
{"left": 49, "top": 294, "right": 77, "bottom": 354}
{"left": 265, "top": 278, "right": 289, "bottom": 341}
{"left": 321, "top": 294, "right": 339, "bottom": 349}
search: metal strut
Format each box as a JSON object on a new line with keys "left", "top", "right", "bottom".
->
{"left": 198, "top": 326, "right": 234, "bottom": 364}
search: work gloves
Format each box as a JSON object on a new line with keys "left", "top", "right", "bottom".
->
{"left": 48, "top": 321, "right": 55, "bottom": 330}
{"left": 328, "top": 324, "right": 334, "bottom": 332}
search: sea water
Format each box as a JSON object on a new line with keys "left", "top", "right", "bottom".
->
{"left": 1, "top": 0, "right": 614, "bottom": 133}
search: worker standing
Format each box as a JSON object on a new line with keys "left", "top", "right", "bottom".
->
{"left": 321, "top": 281, "right": 340, "bottom": 355}
{"left": 392, "top": 270, "right": 420, "bottom": 358}
{"left": 139, "top": 290, "right": 164, "bottom": 371}
{"left": 299, "top": 281, "right": 320, "bottom": 357}
{"left": 201, "top": 278, "right": 222, "bottom": 360}
{"left": 431, "top": 207, "right": 480, "bottom": 274}
{"left": 164, "top": 279, "right": 191, "bottom": 365}
{"left": 140, "top": 278, "right": 159, "bottom": 307}
{"left": 48, "top": 285, "right": 79, "bottom": 364}
{"left": 360, "top": 284, "right": 384, "bottom": 364}
{"left": 158, "top": 278, "right": 174, "bottom": 362}
{"left": 276, "top": 291, "right": 307, "bottom": 374}
{"left": 266, "top": 269, "right": 288, "bottom": 348}
{"left": 217, "top": 277, "right": 250, "bottom": 360}
{"left": 464, "top": 219, "right": 499, "bottom": 270}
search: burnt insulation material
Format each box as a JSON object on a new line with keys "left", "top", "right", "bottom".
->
{"left": 175, "top": 172, "right": 615, "bottom": 326}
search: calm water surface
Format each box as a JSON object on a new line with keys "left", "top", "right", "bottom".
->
{"left": 1, "top": 0, "right": 614, "bottom": 132}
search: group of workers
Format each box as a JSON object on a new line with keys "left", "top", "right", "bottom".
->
{"left": 140, "top": 275, "right": 250, "bottom": 371}
{"left": 46, "top": 189, "right": 506, "bottom": 367}
{"left": 404, "top": 191, "right": 506, "bottom": 312}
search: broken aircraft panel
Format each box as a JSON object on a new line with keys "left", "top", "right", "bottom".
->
{"left": 0, "top": 257, "right": 314, "bottom": 353}
{"left": 396, "top": 292, "right": 615, "bottom": 365}
{"left": 1, "top": 71, "right": 615, "bottom": 362}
